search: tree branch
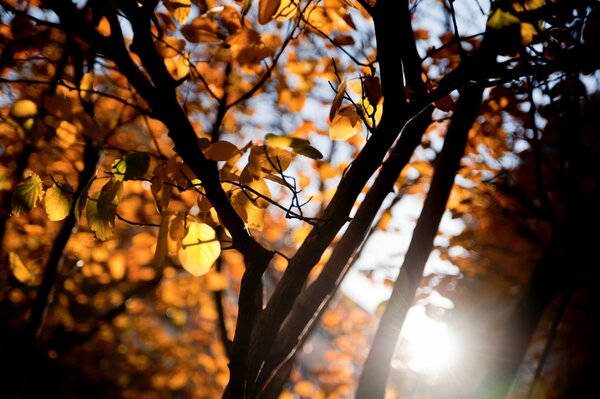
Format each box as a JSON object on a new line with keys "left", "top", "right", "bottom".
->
{"left": 355, "top": 83, "right": 484, "bottom": 399}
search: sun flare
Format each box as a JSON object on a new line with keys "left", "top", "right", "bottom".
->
{"left": 399, "top": 307, "right": 459, "bottom": 375}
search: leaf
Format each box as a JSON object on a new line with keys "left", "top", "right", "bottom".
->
{"left": 44, "top": 182, "right": 73, "bottom": 221}
{"left": 204, "top": 141, "right": 240, "bottom": 161}
{"left": 75, "top": 175, "right": 95, "bottom": 223}
{"left": 164, "top": 0, "right": 192, "bottom": 24}
{"left": 435, "top": 95, "right": 456, "bottom": 112}
{"left": 96, "top": 16, "right": 111, "bottom": 37}
{"left": 259, "top": 0, "right": 282, "bottom": 25}
{"left": 265, "top": 133, "right": 323, "bottom": 160}
{"left": 86, "top": 192, "right": 115, "bottom": 240}
{"left": 232, "top": 190, "right": 265, "bottom": 230}
{"left": 11, "top": 174, "right": 43, "bottom": 215}
{"left": 97, "top": 179, "right": 124, "bottom": 221}
{"left": 156, "top": 36, "right": 186, "bottom": 58}
{"left": 154, "top": 213, "right": 174, "bottom": 266}
{"left": 487, "top": 8, "right": 520, "bottom": 30}
{"left": 9, "top": 252, "right": 40, "bottom": 286}
{"left": 112, "top": 152, "right": 150, "bottom": 181}
{"left": 329, "top": 104, "right": 362, "bottom": 141}
{"left": 329, "top": 80, "right": 347, "bottom": 121}
{"left": 242, "top": 0, "right": 253, "bottom": 18}
{"left": 177, "top": 220, "right": 220, "bottom": 276}
{"left": 181, "top": 17, "right": 223, "bottom": 43}
{"left": 363, "top": 75, "right": 382, "bottom": 106}
{"left": 248, "top": 145, "right": 292, "bottom": 178}
{"left": 87, "top": 180, "right": 123, "bottom": 241}
{"left": 151, "top": 166, "right": 172, "bottom": 212}
{"left": 243, "top": 178, "right": 271, "bottom": 209}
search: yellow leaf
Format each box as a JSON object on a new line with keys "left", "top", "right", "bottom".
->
{"left": 44, "top": 183, "right": 73, "bottom": 221}
{"left": 244, "top": 178, "right": 271, "bottom": 209}
{"left": 329, "top": 104, "right": 362, "bottom": 141}
{"left": 275, "top": 0, "right": 297, "bottom": 21}
{"left": 164, "top": 0, "right": 192, "bottom": 24}
{"left": 204, "top": 140, "right": 240, "bottom": 161}
{"left": 9, "top": 252, "right": 41, "bottom": 286}
{"left": 520, "top": 22, "right": 537, "bottom": 45}
{"left": 11, "top": 174, "right": 43, "bottom": 215}
{"left": 178, "top": 220, "right": 220, "bottom": 276}
{"left": 487, "top": 8, "right": 520, "bottom": 30}
{"left": 248, "top": 145, "right": 292, "bottom": 178}
{"left": 329, "top": 80, "right": 347, "bottom": 121}
{"left": 259, "top": 0, "right": 282, "bottom": 24}
{"left": 232, "top": 191, "right": 264, "bottom": 231}
{"left": 265, "top": 133, "right": 323, "bottom": 160}
{"left": 86, "top": 192, "right": 115, "bottom": 240}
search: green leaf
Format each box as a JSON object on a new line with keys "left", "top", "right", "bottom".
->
{"left": 44, "top": 183, "right": 74, "bottom": 221}
{"left": 75, "top": 176, "right": 95, "bottom": 223}
{"left": 112, "top": 152, "right": 150, "bottom": 181}
{"left": 11, "top": 174, "right": 43, "bottom": 215}
{"left": 178, "top": 220, "right": 220, "bottom": 276}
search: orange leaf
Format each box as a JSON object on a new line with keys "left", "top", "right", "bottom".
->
{"left": 258, "top": 0, "right": 282, "bottom": 25}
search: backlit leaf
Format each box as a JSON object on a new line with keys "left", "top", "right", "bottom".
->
{"left": 75, "top": 175, "right": 95, "bottom": 223}
{"left": 329, "top": 104, "right": 362, "bottom": 141}
{"left": 178, "top": 220, "right": 220, "bottom": 276}
{"left": 204, "top": 141, "right": 240, "bottom": 161}
{"left": 86, "top": 192, "right": 114, "bottom": 240}
{"left": 248, "top": 145, "right": 292, "bottom": 178}
{"left": 9, "top": 252, "right": 40, "bottom": 286}
{"left": 232, "top": 190, "right": 265, "bottom": 230}
{"left": 11, "top": 174, "right": 43, "bottom": 215}
{"left": 44, "top": 182, "right": 73, "bottom": 221}
{"left": 112, "top": 152, "right": 150, "bottom": 181}
{"left": 97, "top": 179, "right": 123, "bottom": 221}
{"left": 259, "top": 0, "right": 281, "bottom": 24}
{"left": 164, "top": 0, "right": 192, "bottom": 24}
{"left": 265, "top": 133, "right": 323, "bottom": 160}
{"left": 329, "top": 80, "right": 347, "bottom": 121}
{"left": 487, "top": 8, "right": 520, "bottom": 30}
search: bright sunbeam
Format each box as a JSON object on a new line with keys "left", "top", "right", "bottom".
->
{"left": 399, "top": 306, "right": 459, "bottom": 375}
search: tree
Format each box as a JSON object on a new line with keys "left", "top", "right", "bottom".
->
{"left": 1, "top": 0, "right": 598, "bottom": 398}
